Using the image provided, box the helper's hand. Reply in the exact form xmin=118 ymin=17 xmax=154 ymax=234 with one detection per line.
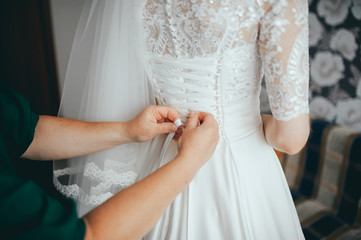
xmin=178 ymin=111 xmax=219 ymax=166
xmin=126 ymin=105 xmax=181 ymax=142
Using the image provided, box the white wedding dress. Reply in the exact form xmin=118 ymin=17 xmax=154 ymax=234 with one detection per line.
xmin=54 ymin=0 xmax=309 ymax=239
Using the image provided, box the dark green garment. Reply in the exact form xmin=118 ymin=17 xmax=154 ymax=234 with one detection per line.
xmin=0 ymin=83 xmax=85 ymax=240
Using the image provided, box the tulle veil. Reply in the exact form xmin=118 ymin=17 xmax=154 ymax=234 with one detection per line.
xmin=53 ymin=0 xmax=165 ymax=217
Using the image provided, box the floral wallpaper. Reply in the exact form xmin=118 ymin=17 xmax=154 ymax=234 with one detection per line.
xmin=260 ymin=0 xmax=361 ymax=131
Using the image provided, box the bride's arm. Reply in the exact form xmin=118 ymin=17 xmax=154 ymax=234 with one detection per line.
xmin=261 ymin=113 xmax=309 ymax=155
xmin=21 ymin=105 xmax=180 ymax=160
xmin=259 ymin=0 xmax=310 ymax=155
xmin=82 ymin=112 xmax=219 ymax=240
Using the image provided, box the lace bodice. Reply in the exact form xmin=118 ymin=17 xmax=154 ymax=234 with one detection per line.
xmin=142 ymin=0 xmax=309 ymax=121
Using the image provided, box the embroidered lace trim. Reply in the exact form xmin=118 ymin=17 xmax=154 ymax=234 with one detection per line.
xmin=54 ymin=160 xmax=138 ymax=205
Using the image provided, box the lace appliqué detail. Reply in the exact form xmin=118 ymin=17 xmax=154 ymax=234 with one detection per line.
xmin=84 ymin=162 xmax=137 ymax=189
xmin=143 ymin=0 xmax=263 ymax=57
xmin=222 ymin=43 xmax=263 ymax=103
xmin=293 ymin=1 xmax=308 ymax=26
xmin=267 ymin=26 xmax=309 ymax=120
xmin=54 ymin=159 xmax=138 ymax=206
xmin=259 ymin=1 xmax=290 ymax=84
xmin=260 ymin=0 xmax=309 ymax=120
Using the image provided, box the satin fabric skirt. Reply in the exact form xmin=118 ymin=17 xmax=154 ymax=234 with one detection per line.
xmin=143 ymin=125 xmax=305 ymax=239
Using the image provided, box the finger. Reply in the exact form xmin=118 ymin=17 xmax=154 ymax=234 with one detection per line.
xmin=185 ymin=111 xmax=198 ymax=129
xmin=158 ymin=122 xmax=177 ymax=134
xmin=153 ymin=106 xmax=180 ymax=123
xmin=197 ymin=112 xmax=215 ymax=125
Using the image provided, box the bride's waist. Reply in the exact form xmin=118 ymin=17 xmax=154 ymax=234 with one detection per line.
xmin=160 ymin=98 xmax=262 ymax=140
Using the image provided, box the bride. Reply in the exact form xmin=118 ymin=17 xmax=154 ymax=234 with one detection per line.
xmin=54 ymin=0 xmax=309 ymax=239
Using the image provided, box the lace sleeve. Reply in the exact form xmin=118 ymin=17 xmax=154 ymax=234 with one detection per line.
xmin=259 ymin=0 xmax=309 ymax=121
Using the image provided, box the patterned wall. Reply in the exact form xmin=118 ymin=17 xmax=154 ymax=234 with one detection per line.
xmin=260 ymin=0 xmax=361 ymax=131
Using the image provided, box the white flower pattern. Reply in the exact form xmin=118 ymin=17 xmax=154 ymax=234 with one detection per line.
xmin=306 ymin=0 xmax=361 ymax=131
xmin=351 ymin=0 xmax=361 ymax=20
xmin=317 ymin=0 xmax=351 ymax=26
xmin=309 ymin=13 xmax=323 ymax=47
xmin=330 ymin=28 xmax=358 ymax=61
xmin=311 ymin=51 xmax=344 ymax=87
xmin=310 ymin=96 xmax=336 ymax=121
xmin=336 ymin=99 xmax=361 ymax=130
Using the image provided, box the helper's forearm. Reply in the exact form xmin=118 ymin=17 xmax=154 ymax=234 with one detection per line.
xmin=22 ymin=115 xmax=131 ymax=160
xmin=83 ymin=154 xmax=200 ymax=240
xmin=261 ymin=113 xmax=310 ymax=155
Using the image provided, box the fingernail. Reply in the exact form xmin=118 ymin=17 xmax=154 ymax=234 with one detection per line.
xmin=189 ymin=111 xmax=195 ymax=117
xmin=171 ymin=125 xmax=177 ymax=131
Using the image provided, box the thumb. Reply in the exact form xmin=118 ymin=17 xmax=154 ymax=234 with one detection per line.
xmin=186 ymin=111 xmax=198 ymax=129
xmin=158 ymin=122 xmax=177 ymax=134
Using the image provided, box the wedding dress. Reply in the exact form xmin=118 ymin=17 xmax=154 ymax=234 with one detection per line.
xmin=54 ymin=0 xmax=309 ymax=239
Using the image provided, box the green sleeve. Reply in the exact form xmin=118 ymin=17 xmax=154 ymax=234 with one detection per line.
xmin=0 ymin=83 xmax=86 ymax=239
xmin=0 ymin=82 xmax=39 ymax=159
xmin=0 ymin=169 xmax=86 ymax=240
